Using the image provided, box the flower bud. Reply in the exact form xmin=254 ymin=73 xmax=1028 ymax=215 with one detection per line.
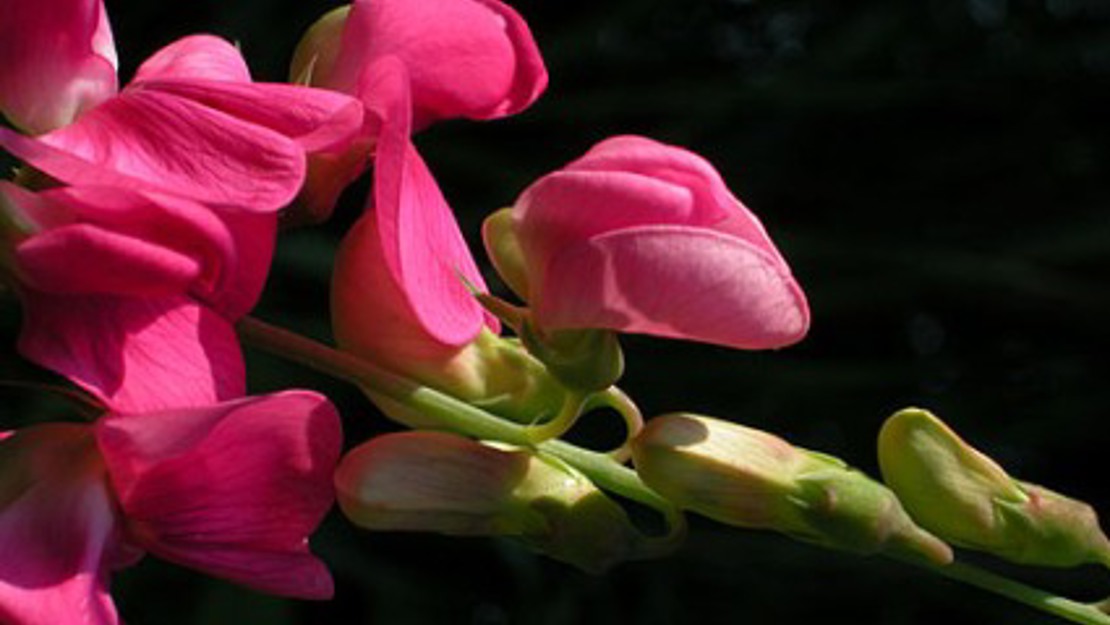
xmin=497 ymin=135 xmax=809 ymax=352
xmin=335 ymin=431 xmax=642 ymax=572
xmin=289 ymin=6 xmax=350 ymax=88
xmin=632 ymin=413 xmax=952 ymax=565
xmin=879 ymin=407 xmax=1110 ymax=567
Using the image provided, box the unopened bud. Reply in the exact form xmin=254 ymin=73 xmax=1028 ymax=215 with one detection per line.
xmin=481 ymin=208 xmax=530 ymax=301
xmin=289 ymin=6 xmax=350 ymax=88
xmin=335 ymin=431 xmax=641 ymax=572
xmin=632 ymin=413 xmax=952 ymax=565
xmin=879 ymin=407 xmax=1110 ymax=567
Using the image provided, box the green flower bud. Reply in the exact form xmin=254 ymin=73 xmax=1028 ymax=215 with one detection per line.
xmin=289 ymin=5 xmax=350 ymax=87
xmin=878 ymin=407 xmax=1110 ymax=567
xmin=481 ymin=208 xmax=530 ymax=301
xmin=631 ymin=413 xmax=952 ymax=565
xmin=335 ymin=431 xmax=642 ymax=573
xmin=518 ymin=321 xmax=624 ymax=393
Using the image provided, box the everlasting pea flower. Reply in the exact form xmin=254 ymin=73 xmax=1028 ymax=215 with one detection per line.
xmin=292 ymin=0 xmax=547 ymax=129
xmin=0 ymin=181 xmax=268 ymax=412
xmin=287 ymin=0 xmax=547 ymax=221
xmin=486 ymin=136 xmax=810 ymax=351
xmin=0 ymin=34 xmax=364 ymax=213
xmin=0 ymin=0 xmax=117 ymax=134
xmin=0 ymin=391 xmax=342 ymax=625
xmin=331 ymin=59 xmax=501 ymax=392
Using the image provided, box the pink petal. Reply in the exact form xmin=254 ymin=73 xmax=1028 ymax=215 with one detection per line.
xmin=0 ymin=425 xmax=120 ymax=625
xmin=17 ymin=292 xmax=245 ymax=412
xmin=137 ymin=80 xmax=365 ymax=153
xmin=0 ymin=0 xmax=117 ymax=134
xmin=94 ymin=392 xmax=342 ymax=600
xmin=332 ymin=58 xmax=495 ymax=365
xmin=0 ymin=89 xmax=306 ymax=212
xmin=336 ymin=0 xmax=547 ymax=127
xmin=1 ymin=182 xmax=247 ymax=310
xmin=534 ymin=225 xmax=810 ymax=349
xmin=16 ymin=224 xmax=201 ymax=296
xmin=131 ymin=35 xmax=251 ymax=84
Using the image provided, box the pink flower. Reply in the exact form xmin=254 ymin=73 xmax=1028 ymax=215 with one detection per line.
xmin=0 ymin=182 xmax=269 ymax=412
xmin=0 ymin=34 xmax=364 ymax=213
xmin=297 ymin=0 xmax=547 ymax=129
xmin=0 ymin=0 xmax=117 ymax=134
xmin=0 ymin=391 xmax=342 ymax=625
xmin=331 ymin=59 xmax=499 ymax=378
xmin=492 ymin=135 xmax=810 ymax=350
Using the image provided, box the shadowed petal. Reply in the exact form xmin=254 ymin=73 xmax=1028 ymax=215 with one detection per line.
xmin=17 ymin=293 xmax=244 ymax=412
xmin=95 ymin=392 xmax=342 ymax=599
xmin=535 ymin=226 xmax=810 ymax=349
xmin=0 ymin=0 xmax=118 ymax=134
xmin=0 ymin=425 xmax=120 ymax=625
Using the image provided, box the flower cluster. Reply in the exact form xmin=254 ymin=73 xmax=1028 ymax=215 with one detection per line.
xmin=3 ymin=1 xmax=1105 ymax=624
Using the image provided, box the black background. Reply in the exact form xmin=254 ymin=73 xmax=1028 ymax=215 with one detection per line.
xmin=2 ymin=0 xmax=1109 ymax=623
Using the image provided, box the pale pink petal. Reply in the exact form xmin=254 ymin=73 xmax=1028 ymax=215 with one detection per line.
xmin=17 ymin=292 xmax=244 ymax=412
xmin=336 ymin=0 xmax=547 ymax=127
xmin=0 ymin=425 xmax=120 ymax=625
xmin=0 ymin=90 xmax=305 ymax=212
xmin=131 ymin=35 xmax=250 ymax=84
xmin=534 ymin=226 xmax=810 ymax=349
xmin=137 ymin=80 xmax=365 ymax=153
xmin=94 ymin=392 xmax=342 ymax=599
xmin=332 ymin=58 xmax=495 ymax=364
xmin=546 ymin=135 xmax=783 ymax=260
xmin=0 ymin=0 xmax=118 ymax=134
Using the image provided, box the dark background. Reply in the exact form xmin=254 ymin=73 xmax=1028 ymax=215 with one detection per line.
xmin=3 ymin=0 xmax=1109 ymax=623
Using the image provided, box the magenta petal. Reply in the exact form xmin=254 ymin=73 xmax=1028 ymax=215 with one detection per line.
xmin=0 ymin=0 xmax=118 ymax=134
xmin=94 ymin=392 xmax=343 ymax=599
xmin=0 ymin=89 xmax=305 ymax=212
xmin=534 ymin=226 xmax=810 ymax=349
xmin=17 ymin=225 xmax=200 ymax=297
xmin=0 ymin=425 xmax=120 ymax=625
xmin=131 ymin=35 xmax=251 ymax=84
xmin=139 ymin=80 xmax=365 ymax=153
xmin=336 ymin=0 xmax=547 ymax=127
xmin=333 ymin=58 xmax=495 ymax=363
xmin=17 ymin=293 xmax=245 ymax=412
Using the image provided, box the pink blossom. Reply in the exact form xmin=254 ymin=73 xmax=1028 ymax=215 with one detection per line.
xmin=331 ymin=59 xmax=498 ymax=375
xmin=0 ymin=0 xmax=118 ymax=134
xmin=0 ymin=391 xmax=342 ymax=625
xmin=498 ymin=135 xmax=811 ymax=350
xmin=0 ymin=182 xmax=269 ymax=412
xmin=289 ymin=0 xmax=547 ymax=221
xmin=303 ymin=0 xmax=547 ymax=129
xmin=0 ymin=35 xmax=363 ymax=213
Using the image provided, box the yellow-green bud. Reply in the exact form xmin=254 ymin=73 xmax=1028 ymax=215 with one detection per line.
xmin=335 ymin=431 xmax=641 ymax=573
xmin=481 ymin=208 xmax=530 ymax=301
xmin=289 ymin=6 xmax=350 ymax=87
xmin=631 ymin=413 xmax=952 ymax=565
xmin=878 ymin=407 xmax=1110 ymax=567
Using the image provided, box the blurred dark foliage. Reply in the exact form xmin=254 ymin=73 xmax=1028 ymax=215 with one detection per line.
xmin=2 ymin=0 xmax=1109 ymax=623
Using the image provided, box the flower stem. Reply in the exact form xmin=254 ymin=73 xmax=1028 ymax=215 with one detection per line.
xmin=237 ymin=315 xmax=672 ymax=514
xmin=239 ymin=315 xmax=1107 ymax=625
xmin=906 ymin=558 xmax=1110 ymax=625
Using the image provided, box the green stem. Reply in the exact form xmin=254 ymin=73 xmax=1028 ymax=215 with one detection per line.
xmin=902 ymin=558 xmax=1110 ymax=625
xmin=240 ymin=316 xmax=1107 ymax=625
xmin=237 ymin=316 xmax=671 ymax=514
